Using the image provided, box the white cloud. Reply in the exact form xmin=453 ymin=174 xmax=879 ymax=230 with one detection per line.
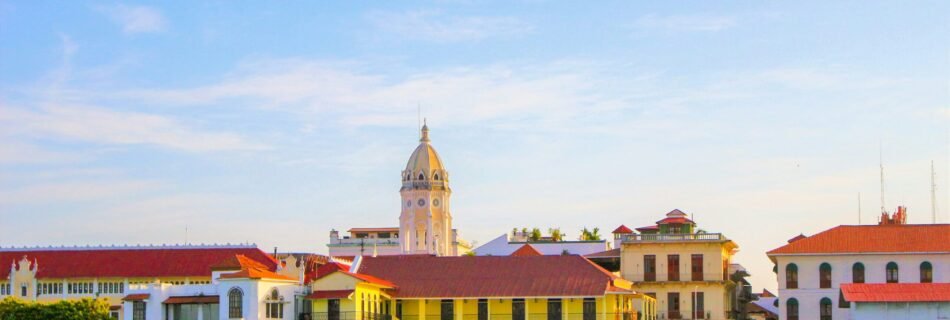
xmin=635 ymin=14 xmax=736 ymax=32
xmin=0 ymin=103 xmax=265 ymax=152
xmin=100 ymin=4 xmax=167 ymax=34
xmin=367 ymin=10 xmax=533 ymax=42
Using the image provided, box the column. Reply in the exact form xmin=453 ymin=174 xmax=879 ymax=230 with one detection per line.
xmin=426 ymin=213 xmax=433 ymax=254
xmin=419 ymin=299 xmax=427 ymax=320
xmin=455 ymin=299 xmax=464 ymax=320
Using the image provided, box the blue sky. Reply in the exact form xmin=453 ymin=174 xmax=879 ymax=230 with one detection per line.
xmin=1 ymin=1 xmax=947 ymax=291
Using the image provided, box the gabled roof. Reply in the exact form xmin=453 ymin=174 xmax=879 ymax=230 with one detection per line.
xmin=218 ymin=267 xmax=295 ymax=281
xmin=216 ymin=254 xmax=294 ymax=281
xmin=841 ymin=283 xmax=950 ymax=302
xmin=611 ymin=225 xmax=633 ymax=234
xmin=354 ymin=255 xmax=625 ymax=298
xmin=211 ymin=254 xmax=270 ymax=271
xmin=584 ymin=248 xmax=620 ymax=258
xmin=313 ymin=269 xmax=396 ymax=288
xmin=656 ymin=217 xmax=695 ymax=225
xmin=0 ymin=246 xmax=278 ymax=279
xmin=767 ymin=224 xmax=950 ymax=256
xmin=510 ymin=244 xmax=542 ymax=256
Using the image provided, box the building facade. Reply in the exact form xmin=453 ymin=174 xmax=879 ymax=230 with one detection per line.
xmin=766 ymin=208 xmax=950 ymax=320
xmin=306 ymin=255 xmax=653 ymax=320
xmin=329 ymin=123 xmax=470 ymax=257
xmin=616 ymin=209 xmax=744 ymax=319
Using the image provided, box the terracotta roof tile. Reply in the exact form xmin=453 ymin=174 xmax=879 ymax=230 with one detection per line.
xmin=767 ymin=224 xmax=950 ymax=255
xmin=510 ymin=244 xmax=543 ymax=256
xmin=841 ymin=283 xmax=950 ymax=302
xmin=584 ymin=248 xmax=620 ymax=258
xmin=656 ymin=217 xmax=694 ymax=225
xmin=611 ymin=225 xmax=633 ymax=234
xmin=122 ymin=294 xmax=150 ymax=301
xmin=354 ymin=255 xmax=621 ymax=298
xmin=0 ymin=246 xmax=278 ymax=279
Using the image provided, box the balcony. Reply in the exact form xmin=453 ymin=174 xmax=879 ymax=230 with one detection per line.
xmin=621 ymin=233 xmax=726 ymax=243
xmin=328 ymin=238 xmax=401 ymax=247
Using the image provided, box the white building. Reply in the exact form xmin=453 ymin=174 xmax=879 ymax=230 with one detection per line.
xmin=329 ymin=122 xmax=471 ymax=257
xmin=840 ymin=283 xmax=950 ymax=320
xmin=766 ymin=208 xmax=949 ymax=320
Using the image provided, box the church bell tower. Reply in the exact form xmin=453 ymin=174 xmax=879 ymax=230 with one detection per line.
xmin=399 ymin=122 xmax=455 ymax=255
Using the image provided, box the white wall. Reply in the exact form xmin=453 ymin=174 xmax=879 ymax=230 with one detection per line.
xmin=774 ymin=253 xmax=949 ymax=320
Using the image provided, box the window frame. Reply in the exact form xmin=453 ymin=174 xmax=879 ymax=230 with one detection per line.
xmin=667 ymin=254 xmax=680 ymax=282
xmin=228 ymin=287 xmax=243 ymax=319
xmin=852 ymin=262 xmax=865 ymax=283
xmin=886 ymin=262 xmax=899 ymax=283
xmin=920 ymin=261 xmax=933 ymax=283
xmin=819 ymin=297 xmax=832 ymax=320
xmin=785 ymin=263 xmax=798 ymax=289
xmin=819 ymin=263 xmax=832 ymax=288
xmin=786 ymin=298 xmax=799 ymax=320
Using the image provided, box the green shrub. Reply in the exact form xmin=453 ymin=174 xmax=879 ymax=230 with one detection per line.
xmin=0 ymin=296 xmax=113 ymax=320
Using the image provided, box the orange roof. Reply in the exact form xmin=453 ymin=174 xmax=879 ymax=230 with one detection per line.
xmin=214 ymin=253 xmax=295 ymax=281
xmin=611 ymin=225 xmax=634 ymax=234
xmin=768 ymin=224 xmax=950 ymax=256
xmin=211 ymin=254 xmax=271 ymax=271
xmin=510 ymin=244 xmax=543 ymax=256
xmin=585 ymin=248 xmax=620 ymax=258
xmin=122 ymin=293 xmax=150 ymax=301
xmin=313 ymin=269 xmax=397 ymax=288
xmin=219 ymin=267 xmax=295 ymax=281
xmin=841 ymin=283 xmax=950 ymax=302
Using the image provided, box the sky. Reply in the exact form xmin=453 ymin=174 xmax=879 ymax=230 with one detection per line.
xmin=0 ymin=1 xmax=948 ymax=292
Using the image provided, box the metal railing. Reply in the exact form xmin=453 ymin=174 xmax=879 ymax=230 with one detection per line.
xmin=622 ymin=233 xmax=726 ymax=243
xmin=299 ymin=312 xmax=393 ymax=320
xmin=636 ymin=273 xmax=730 ymax=283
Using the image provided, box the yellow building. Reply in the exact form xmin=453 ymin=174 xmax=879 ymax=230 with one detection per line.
xmin=614 ymin=209 xmax=741 ymax=320
xmin=306 ymin=255 xmax=654 ymax=320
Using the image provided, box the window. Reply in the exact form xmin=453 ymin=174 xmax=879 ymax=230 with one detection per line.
xmin=819 ymin=263 xmax=832 ymax=288
xmin=852 ymin=263 xmax=865 ymax=283
xmin=644 ymin=255 xmax=656 ymax=282
xmin=37 ymin=282 xmax=63 ymax=296
xmin=667 ymin=255 xmax=680 ymax=281
xmin=329 ymin=299 xmax=341 ymax=320
xmin=547 ymin=299 xmax=562 ymax=320
xmin=920 ymin=262 xmax=933 ymax=283
xmin=67 ymin=282 xmax=94 ymax=294
xmin=691 ymin=292 xmax=704 ymax=319
xmin=667 ymin=292 xmax=681 ymax=319
xmin=110 ymin=311 xmax=119 ymax=319
xmin=228 ymin=287 xmax=243 ymax=318
xmin=582 ymin=298 xmax=596 ymax=320
xmin=133 ymin=301 xmax=146 ymax=320
xmin=20 ymin=284 xmax=26 ymax=297
xmin=97 ymin=282 xmax=123 ymax=295
xmin=355 ymin=233 xmax=369 ymax=239
xmin=434 ymin=174 xmax=441 ymax=180
xmin=820 ymin=297 xmax=832 ymax=320
xmin=0 ymin=283 xmax=9 ymax=296
xmin=265 ymin=289 xmax=284 ymax=319
xmin=886 ymin=262 xmax=899 ymax=283
xmin=786 ymin=298 xmax=798 ymax=320
xmin=395 ymin=300 xmax=402 ymax=320
xmin=786 ymin=264 xmax=798 ymax=289
xmin=418 ymin=173 xmax=425 ymax=180
xmin=512 ymin=299 xmax=525 ymax=320
xmin=478 ymin=299 xmax=488 ymax=320
xmin=669 ymin=225 xmax=681 ymax=234
xmin=440 ymin=300 xmax=454 ymax=320
xmin=691 ymin=254 xmax=704 ymax=281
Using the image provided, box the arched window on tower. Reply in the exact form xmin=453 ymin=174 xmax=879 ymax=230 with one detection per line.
xmin=786 ymin=263 xmax=798 ymax=289
xmin=886 ymin=262 xmax=899 ymax=283
xmin=228 ymin=287 xmax=243 ymax=318
xmin=920 ymin=261 xmax=933 ymax=283
xmin=819 ymin=297 xmax=832 ymax=320
xmin=786 ymin=298 xmax=799 ymax=320
xmin=852 ymin=262 xmax=865 ymax=283
xmin=434 ymin=173 xmax=440 ymax=180
xmin=819 ymin=263 xmax=832 ymax=288
xmin=418 ymin=173 xmax=425 ymax=180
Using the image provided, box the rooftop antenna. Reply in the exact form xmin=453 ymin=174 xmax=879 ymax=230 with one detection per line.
xmin=932 ymin=160 xmax=938 ymax=223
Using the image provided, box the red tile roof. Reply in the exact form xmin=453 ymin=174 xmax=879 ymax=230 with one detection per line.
xmin=635 ymin=225 xmax=658 ymax=232
xmin=656 ymin=217 xmax=694 ymax=225
xmin=611 ymin=225 xmax=633 ymax=234
xmin=0 ymin=246 xmax=278 ymax=279
xmin=211 ymin=254 xmax=271 ymax=271
xmin=163 ymin=296 xmax=220 ymax=304
xmin=584 ymin=248 xmax=620 ymax=258
xmin=306 ymin=290 xmax=355 ymax=300
xmin=767 ymin=224 xmax=950 ymax=256
xmin=218 ymin=267 xmax=295 ymax=281
xmin=122 ymin=294 xmax=150 ymax=301
xmin=354 ymin=255 xmax=624 ymax=298
xmin=841 ymin=283 xmax=950 ymax=302
xmin=510 ymin=244 xmax=543 ymax=256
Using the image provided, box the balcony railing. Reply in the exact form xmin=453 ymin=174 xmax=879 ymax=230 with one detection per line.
xmin=633 ymin=273 xmax=730 ymax=283
xmin=621 ymin=233 xmax=726 ymax=243
xmin=385 ymin=313 xmax=635 ymax=320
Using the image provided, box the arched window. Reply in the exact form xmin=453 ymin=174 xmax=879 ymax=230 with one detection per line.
xmin=819 ymin=263 xmax=832 ymax=288
xmin=228 ymin=287 xmax=243 ymax=318
xmin=852 ymin=262 xmax=865 ymax=283
xmin=819 ymin=297 xmax=832 ymax=320
xmin=418 ymin=173 xmax=425 ymax=180
xmin=920 ymin=262 xmax=933 ymax=283
xmin=266 ymin=289 xmax=284 ymax=319
xmin=434 ymin=173 xmax=440 ymax=180
xmin=886 ymin=262 xmax=899 ymax=283
xmin=786 ymin=298 xmax=799 ymax=320
xmin=786 ymin=263 xmax=798 ymax=289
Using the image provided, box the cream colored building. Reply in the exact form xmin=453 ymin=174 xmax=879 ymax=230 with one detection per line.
xmin=329 ymin=122 xmax=470 ymax=257
xmin=616 ymin=209 xmax=742 ymax=320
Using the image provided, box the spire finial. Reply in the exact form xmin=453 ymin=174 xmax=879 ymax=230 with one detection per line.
xmin=420 ymin=118 xmax=430 ymax=142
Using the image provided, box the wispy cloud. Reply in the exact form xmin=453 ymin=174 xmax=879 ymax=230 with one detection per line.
xmin=635 ymin=14 xmax=736 ymax=32
xmin=367 ymin=10 xmax=533 ymax=42
xmin=99 ymin=4 xmax=167 ymax=34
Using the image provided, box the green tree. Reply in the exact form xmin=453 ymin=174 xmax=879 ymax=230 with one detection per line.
xmin=579 ymin=227 xmax=602 ymax=241
xmin=529 ymin=228 xmax=542 ymax=241
xmin=0 ymin=297 xmax=112 ymax=320
xmin=548 ymin=228 xmax=565 ymax=242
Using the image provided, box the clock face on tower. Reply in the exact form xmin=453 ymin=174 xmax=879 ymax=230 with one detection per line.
xmin=417 ymin=199 xmax=426 ymax=207
xmin=433 ymin=198 xmax=441 ymax=207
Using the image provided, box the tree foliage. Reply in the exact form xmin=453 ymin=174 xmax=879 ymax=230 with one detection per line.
xmin=579 ymin=227 xmax=602 ymax=241
xmin=0 ymin=297 xmax=112 ymax=320
xmin=548 ymin=228 xmax=565 ymax=242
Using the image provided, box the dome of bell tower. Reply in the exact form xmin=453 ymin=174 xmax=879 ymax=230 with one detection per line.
xmin=402 ymin=121 xmax=449 ymax=190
